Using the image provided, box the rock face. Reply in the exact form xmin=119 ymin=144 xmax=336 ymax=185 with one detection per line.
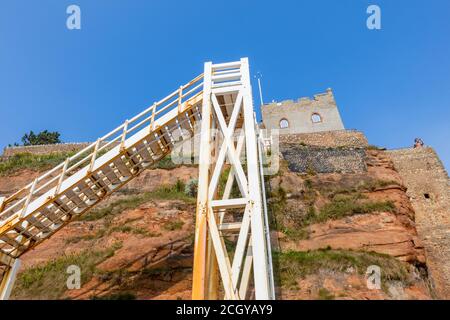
xmin=0 ymin=169 xmax=41 ymax=197
xmin=281 ymin=145 xmax=367 ymax=174
xmin=270 ymin=147 xmax=435 ymax=300
xmin=283 ymin=211 xmax=425 ymax=263
xmin=387 ymin=148 xmax=450 ymax=299
xmin=3 ymin=165 xmax=197 ymax=300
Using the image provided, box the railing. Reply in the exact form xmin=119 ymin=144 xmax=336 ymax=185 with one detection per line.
xmin=0 ymin=73 xmax=204 ymax=222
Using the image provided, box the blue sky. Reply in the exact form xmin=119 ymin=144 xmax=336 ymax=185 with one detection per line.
xmin=0 ymin=0 xmax=449 ymax=169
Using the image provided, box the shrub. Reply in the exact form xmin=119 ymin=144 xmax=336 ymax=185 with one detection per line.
xmin=174 ymin=179 xmax=185 ymax=193
xmin=318 ymin=288 xmax=335 ymax=300
xmin=184 ymin=179 xmax=198 ymax=198
xmin=367 ymin=145 xmax=383 ymax=150
xmin=21 ymin=130 xmax=61 ymax=146
xmin=150 ymin=154 xmax=178 ymax=169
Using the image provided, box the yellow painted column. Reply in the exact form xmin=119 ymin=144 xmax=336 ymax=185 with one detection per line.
xmin=192 ymin=62 xmax=213 ymax=299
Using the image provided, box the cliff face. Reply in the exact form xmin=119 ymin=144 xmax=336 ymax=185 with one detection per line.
xmin=0 ymin=143 xmax=443 ymax=299
xmin=387 ymin=148 xmax=450 ymax=298
xmin=1 ymin=165 xmax=198 ymax=300
xmin=269 ymin=146 xmax=435 ymax=300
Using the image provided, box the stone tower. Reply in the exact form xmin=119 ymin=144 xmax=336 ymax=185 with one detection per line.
xmin=261 ymin=88 xmax=345 ymax=134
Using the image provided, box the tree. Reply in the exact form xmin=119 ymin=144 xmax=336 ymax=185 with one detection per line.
xmin=21 ymin=130 xmax=61 ymax=146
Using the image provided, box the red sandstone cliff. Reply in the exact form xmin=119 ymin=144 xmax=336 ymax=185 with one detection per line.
xmin=0 ymin=146 xmax=442 ymax=300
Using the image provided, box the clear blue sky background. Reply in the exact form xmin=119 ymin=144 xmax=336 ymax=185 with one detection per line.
xmin=0 ymin=0 xmax=449 ymax=169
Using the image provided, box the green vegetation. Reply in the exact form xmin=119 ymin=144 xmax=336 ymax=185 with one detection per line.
xmin=268 ymin=186 xmax=287 ymax=230
xmin=306 ymin=163 xmax=316 ymax=176
xmin=184 ymin=179 xmax=198 ymax=198
xmin=66 ymin=180 xmax=192 ymax=243
xmin=283 ymin=227 xmax=310 ymax=241
xmin=316 ymin=198 xmax=395 ymax=223
xmin=79 ymin=179 xmax=195 ymax=222
xmin=20 ymin=130 xmax=61 ymax=146
xmin=223 ymin=236 xmax=236 ymax=257
xmin=318 ymin=288 xmax=335 ymax=300
xmin=0 ymin=152 xmax=73 ymax=176
xmin=367 ymin=145 xmax=384 ymax=150
xmin=318 ymin=179 xmax=401 ymax=198
xmin=151 ymin=154 xmax=178 ymax=169
xmin=268 ymin=186 xmax=312 ymax=240
xmin=217 ymin=167 xmax=241 ymax=198
xmin=274 ymin=248 xmax=409 ymax=289
xmin=360 ymin=179 xmax=401 ymax=191
xmin=150 ymin=154 xmax=196 ymax=170
xmin=269 ymin=176 xmax=398 ymax=241
xmin=12 ymin=244 xmax=122 ymax=299
xmin=163 ymin=219 xmax=184 ymax=231
xmin=147 ymin=180 xmax=196 ymax=203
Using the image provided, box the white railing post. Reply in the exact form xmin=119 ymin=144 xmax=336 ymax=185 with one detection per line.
xmin=149 ymin=102 xmax=157 ymax=133
xmin=0 ymin=196 xmax=5 ymax=212
xmin=54 ymin=158 xmax=70 ymax=197
xmin=240 ymin=57 xmax=272 ymax=299
xmin=178 ymin=86 xmax=183 ymax=113
xmin=120 ymin=120 xmax=129 ymax=151
xmin=88 ymin=139 xmax=101 ymax=173
xmin=0 ymin=258 xmax=21 ymax=300
xmin=20 ymin=178 xmax=38 ymax=218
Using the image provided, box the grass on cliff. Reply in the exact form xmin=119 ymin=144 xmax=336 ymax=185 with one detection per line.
xmin=274 ymin=248 xmax=409 ymax=289
xmin=79 ymin=180 xmax=195 ymax=222
xmin=276 ymin=196 xmax=395 ymax=236
xmin=316 ymin=197 xmax=395 ymax=223
xmin=150 ymin=154 xmax=178 ymax=170
xmin=0 ymin=152 xmax=74 ymax=176
xmin=318 ymin=288 xmax=335 ymax=300
xmin=163 ymin=220 xmax=184 ymax=231
xmin=11 ymin=243 xmax=122 ymax=300
xmin=269 ymin=179 xmax=397 ymax=241
xmin=149 ymin=154 xmax=196 ymax=170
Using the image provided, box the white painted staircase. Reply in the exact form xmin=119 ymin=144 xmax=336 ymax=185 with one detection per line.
xmin=0 ymin=59 xmax=274 ymax=300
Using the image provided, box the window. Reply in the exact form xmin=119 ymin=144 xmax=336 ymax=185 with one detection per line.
xmin=311 ymin=113 xmax=322 ymax=123
xmin=279 ymin=119 xmax=289 ymax=129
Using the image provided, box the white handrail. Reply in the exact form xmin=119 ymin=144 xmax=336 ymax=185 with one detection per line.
xmin=0 ymin=73 xmax=204 ymax=219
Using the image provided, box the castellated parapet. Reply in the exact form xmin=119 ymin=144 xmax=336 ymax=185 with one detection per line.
xmin=261 ymin=89 xmax=345 ymax=134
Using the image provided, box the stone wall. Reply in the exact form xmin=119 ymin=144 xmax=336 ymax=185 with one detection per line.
xmin=278 ymin=130 xmax=368 ymax=148
xmin=261 ymin=89 xmax=345 ymax=134
xmin=280 ymin=145 xmax=367 ymax=174
xmin=387 ymin=147 xmax=450 ymax=298
xmin=2 ymin=142 xmax=115 ymax=157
